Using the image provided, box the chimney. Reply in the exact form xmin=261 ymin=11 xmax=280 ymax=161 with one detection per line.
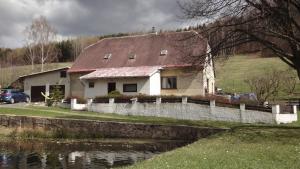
xmin=152 ymin=26 xmax=156 ymax=33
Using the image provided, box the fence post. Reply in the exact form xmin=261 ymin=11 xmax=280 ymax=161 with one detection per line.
xmin=293 ymin=105 xmax=297 ymax=114
xmin=182 ymin=97 xmax=188 ymax=104
xmin=156 ymin=97 xmax=161 ymax=104
xmin=272 ymin=105 xmax=280 ymax=124
xmin=109 ymin=98 xmax=115 ymax=104
xmin=272 ymin=105 xmax=280 ymax=114
xmin=71 ymin=98 xmax=77 ymax=110
xmin=87 ymin=98 xmax=93 ymax=110
xmin=131 ymin=97 xmax=138 ymax=104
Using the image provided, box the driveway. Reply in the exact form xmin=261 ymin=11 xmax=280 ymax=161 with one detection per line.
xmin=0 ymin=102 xmax=31 ymax=108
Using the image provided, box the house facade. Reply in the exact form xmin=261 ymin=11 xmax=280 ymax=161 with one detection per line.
xmin=68 ymin=31 xmax=215 ymax=99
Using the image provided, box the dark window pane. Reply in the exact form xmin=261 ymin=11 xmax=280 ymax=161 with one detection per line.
xmin=89 ymin=82 xmax=95 ymax=88
xmin=161 ymin=77 xmax=177 ymax=89
xmin=60 ymin=71 xmax=67 ymax=78
xmin=123 ymin=84 xmax=137 ymax=92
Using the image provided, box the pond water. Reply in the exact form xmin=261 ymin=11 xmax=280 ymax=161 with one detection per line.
xmin=0 ymin=139 xmax=188 ymax=169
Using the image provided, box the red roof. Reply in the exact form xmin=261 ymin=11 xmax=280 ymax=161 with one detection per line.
xmin=80 ymin=66 xmax=161 ymax=79
xmin=69 ymin=31 xmax=207 ymax=73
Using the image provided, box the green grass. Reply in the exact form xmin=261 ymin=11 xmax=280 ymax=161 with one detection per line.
xmin=124 ymin=111 xmax=300 ymax=169
xmin=0 ymin=62 xmax=72 ymax=87
xmin=125 ymin=125 xmax=300 ymax=169
xmin=123 ymin=111 xmax=300 ymax=169
xmin=0 ymin=106 xmax=238 ymax=128
xmin=215 ymin=55 xmax=300 ymax=98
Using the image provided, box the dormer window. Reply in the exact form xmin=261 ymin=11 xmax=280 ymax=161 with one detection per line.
xmin=104 ymin=53 xmax=112 ymax=59
xmin=128 ymin=53 xmax=136 ymax=59
xmin=160 ymin=49 xmax=168 ymax=56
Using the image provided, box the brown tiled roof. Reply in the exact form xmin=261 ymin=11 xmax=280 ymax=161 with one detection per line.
xmin=68 ymin=31 xmax=207 ymax=73
xmin=80 ymin=66 xmax=161 ymax=80
xmin=19 ymin=67 xmax=70 ymax=79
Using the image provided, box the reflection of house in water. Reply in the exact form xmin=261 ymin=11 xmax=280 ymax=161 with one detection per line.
xmin=67 ymin=151 xmax=155 ymax=167
xmin=0 ymin=150 xmax=156 ymax=168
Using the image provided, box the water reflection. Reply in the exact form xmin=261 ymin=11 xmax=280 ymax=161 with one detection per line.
xmin=0 ymin=140 xmax=187 ymax=169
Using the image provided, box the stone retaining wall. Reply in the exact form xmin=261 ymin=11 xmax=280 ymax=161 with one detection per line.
xmin=0 ymin=115 xmax=225 ymax=140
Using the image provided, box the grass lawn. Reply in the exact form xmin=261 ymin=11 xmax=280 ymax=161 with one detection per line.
xmin=0 ymin=106 xmax=300 ymax=169
xmin=0 ymin=106 xmax=238 ymax=128
xmin=125 ymin=125 xmax=300 ymax=169
xmin=215 ymin=55 xmax=300 ymax=99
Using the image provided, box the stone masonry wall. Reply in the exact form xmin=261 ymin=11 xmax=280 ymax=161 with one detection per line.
xmin=0 ymin=115 xmax=225 ymax=140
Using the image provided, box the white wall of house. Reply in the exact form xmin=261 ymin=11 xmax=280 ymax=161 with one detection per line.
xmin=149 ymin=71 xmax=161 ymax=95
xmin=83 ymin=77 xmax=151 ymax=99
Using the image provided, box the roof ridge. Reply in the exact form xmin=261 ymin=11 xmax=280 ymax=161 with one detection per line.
xmin=19 ymin=67 xmax=70 ymax=78
xmin=82 ymin=31 xmax=198 ymax=52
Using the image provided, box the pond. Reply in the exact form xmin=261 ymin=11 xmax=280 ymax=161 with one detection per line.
xmin=0 ymin=139 xmax=189 ymax=169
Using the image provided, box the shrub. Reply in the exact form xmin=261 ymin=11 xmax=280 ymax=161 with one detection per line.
xmin=46 ymin=98 xmax=54 ymax=107
xmin=108 ymin=90 xmax=122 ymax=97
xmin=64 ymin=96 xmax=87 ymax=104
xmin=93 ymin=96 xmax=110 ymax=103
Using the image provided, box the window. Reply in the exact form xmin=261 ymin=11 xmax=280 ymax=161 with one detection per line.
xmin=160 ymin=49 xmax=168 ymax=56
xmin=161 ymin=77 xmax=177 ymax=89
xmin=60 ymin=71 xmax=67 ymax=78
xmin=89 ymin=82 xmax=95 ymax=88
xmin=123 ymin=84 xmax=137 ymax=92
xmin=104 ymin=53 xmax=112 ymax=59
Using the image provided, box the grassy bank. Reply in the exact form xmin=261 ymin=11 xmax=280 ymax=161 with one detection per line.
xmin=125 ymin=126 xmax=300 ymax=169
xmin=215 ymin=55 xmax=300 ymax=99
xmin=124 ymin=111 xmax=300 ymax=169
xmin=0 ymin=106 xmax=238 ymax=128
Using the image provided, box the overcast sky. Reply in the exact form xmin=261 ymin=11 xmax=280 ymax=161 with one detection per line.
xmin=0 ymin=0 xmax=196 ymax=48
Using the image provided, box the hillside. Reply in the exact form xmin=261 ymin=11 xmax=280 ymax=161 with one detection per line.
xmin=215 ymin=55 xmax=300 ymax=99
xmin=0 ymin=63 xmax=72 ymax=88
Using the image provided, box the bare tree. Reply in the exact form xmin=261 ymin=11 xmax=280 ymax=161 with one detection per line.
xmin=24 ymin=16 xmax=58 ymax=72
xmin=23 ymin=27 xmax=36 ymax=70
xmin=245 ymin=68 xmax=297 ymax=103
xmin=179 ymin=0 xmax=300 ymax=79
xmin=281 ymin=69 xmax=297 ymax=96
xmin=245 ymin=69 xmax=283 ymax=104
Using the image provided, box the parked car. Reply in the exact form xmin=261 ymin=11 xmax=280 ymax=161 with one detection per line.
xmin=231 ymin=93 xmax=258 ymax=102
xmin=0 ymin=89 xmax=30 ymax=104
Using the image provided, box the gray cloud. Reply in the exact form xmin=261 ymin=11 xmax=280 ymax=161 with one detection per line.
xmin=0 ymin=0 xmax=190 ymax=48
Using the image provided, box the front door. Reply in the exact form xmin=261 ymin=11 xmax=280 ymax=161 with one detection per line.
xmin=107 ymin=82 xmax=116 ymax=94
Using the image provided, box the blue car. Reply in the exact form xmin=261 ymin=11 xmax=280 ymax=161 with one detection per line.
xmin=0 ymin=89 xmax=30 ymax=104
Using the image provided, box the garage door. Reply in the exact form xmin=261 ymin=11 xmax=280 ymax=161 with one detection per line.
xmin=31 ymin=86 xmax=46 ymax=102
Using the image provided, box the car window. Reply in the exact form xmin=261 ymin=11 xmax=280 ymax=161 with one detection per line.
xmin=1 ymin=90 xmax=9 ymax=94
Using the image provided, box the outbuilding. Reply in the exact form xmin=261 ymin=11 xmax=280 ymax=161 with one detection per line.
xmin=19 ymin=67 xmax=70 ymax=102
